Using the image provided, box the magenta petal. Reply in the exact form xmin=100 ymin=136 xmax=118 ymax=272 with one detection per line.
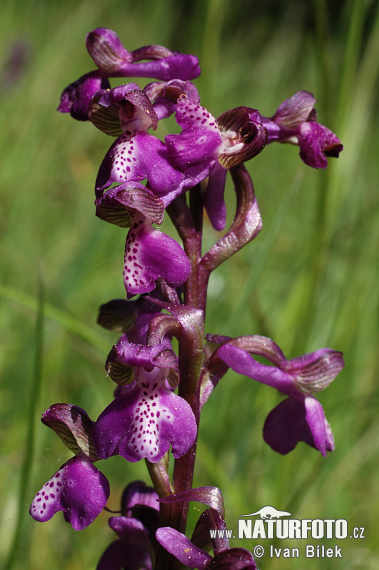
xmin=96 ymin=132 xmax=184 ymax=197
xmin=29 ymin=456 xmax=109 ymax=530
xmin=299 ymin=122 xmax=343 ymax=168
xmin=86 ymin=28 xmax=132 ymax=73
xmin=121 ymin=480 xmax=159 ymax=512
xmin=263 ymin=398 xmax=307 ymax=454
xmin=58 ymin=71 xmax=110 ymax=121
xmin=166 ymin=98 xmax=221 ymax=173
xmin=156 ymin=527 xmax=211 ymax=568
xmin=263 ymin=396 xmax=334 ymax=457
xmin=115 ymin=54 xmax=201 ymax=81
xmin=108 ymin=516 xmax=149 ymax=541
xmin=123 ymin=219 xmax=190 ymax=296
xmin=208 ymin=548 xmax=257 ymax=569
xmin=203 ymin=163 xmax=227 ymax=231
xmin=304 ymin=396 xmax=334 ymax=457
xmin=272 ymin=90 xmax=316 ymax=128
xmin=217 ymin=344 xmax=295 ymax=395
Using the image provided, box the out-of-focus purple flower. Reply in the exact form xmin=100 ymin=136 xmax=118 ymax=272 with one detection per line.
xmin=166 ymin=98 xmax=267 ymax=230
xmin=86 ymin=28 xmax=201 ymax=80
xmin=29 ymin=405 xmax=109 ymax=530
xmin=97 ymin=296 xmax=160 ymax=335
xmin=57 ymin=70 xmax=110 ymax=121
xmin=94 ymin=338 xmax=197 ymax=463
xmin=156 ymin=507 xmax=257 ymax=570
xmin=217 ymin=343 xmax=344 ymax=456
xmin=262 ymin=90 xmax=343 ymax=168
xmin=98 ymin=481 xmax=159 ymax=570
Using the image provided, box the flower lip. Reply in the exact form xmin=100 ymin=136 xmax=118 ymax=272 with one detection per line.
xmin=29 ymin=455 xmax=110 ymax=530
xmin=94 ymin=366 xmax=197 ymax=463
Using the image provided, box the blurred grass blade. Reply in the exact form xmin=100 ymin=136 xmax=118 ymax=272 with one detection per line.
xmin=0 ymin=284 xmax=108 ymax=353
xmin=226 ymin=170 xmax=304 ymax=336
xmin=5 ymin=273 xmax=45 ymax=570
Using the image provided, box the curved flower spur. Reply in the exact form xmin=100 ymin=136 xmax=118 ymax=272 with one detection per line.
xmin=30 ymin=26 xmax=344 ymax=569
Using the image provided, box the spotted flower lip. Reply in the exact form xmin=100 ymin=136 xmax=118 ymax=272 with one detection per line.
xmin=121 ymin=212 xmax=191 ymax=297
xmin=29 ymin=455 xmax=110 ymax=531
xmin=29 ymin=405 xmax=110 ymax=530
xmin=94 ymin=339 xmax=196 ymax=462
xmin=217 ymin=343 xmax=344 ymax=456
xmin=95 ymin=130 xmax=184 ymax=199
xmin=94 ymin=365 xmax=197 ymax=463
xmin=262 ymin=90 xmax=343 ymax=168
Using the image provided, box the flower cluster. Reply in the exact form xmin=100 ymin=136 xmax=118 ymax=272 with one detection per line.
xmin=30 ymin=28 xmax=344 ymax=569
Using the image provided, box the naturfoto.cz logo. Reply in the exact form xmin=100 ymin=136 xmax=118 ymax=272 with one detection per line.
xmin=209 ymin=506 xmax=365 ymax=560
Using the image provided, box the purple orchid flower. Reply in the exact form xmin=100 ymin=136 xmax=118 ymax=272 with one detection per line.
xmin=217 ymin=342 xmax=344 ymax=456
xmin=29 ymin=405 xmax=109 ymax=530
xmin=89 ymin=84 xmax=191 ymax=297
xmin=94 ymin=337 xmax=197 ymax=463
xmin=90 ymin=83 xmax=185 ymax=200
xmin=58 ymin=28 xmax=200 ymax=122
xmin=98 ymin=480 xmax=159 ymax=570
xmin=95 ymin=184 xmax=190 ymax=297
xmin=261 ymin=90 xmax=343 ymax=168
xmin=165 ymin=98 xmax=267 ymax=230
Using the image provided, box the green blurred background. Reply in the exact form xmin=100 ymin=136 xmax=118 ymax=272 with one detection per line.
xmin=1 ymin=0 xmax=378 ymax=568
